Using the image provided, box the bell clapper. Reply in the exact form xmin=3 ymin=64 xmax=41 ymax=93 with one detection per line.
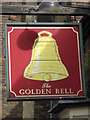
xmin=43 ymin=73 xmax=51 ymax=82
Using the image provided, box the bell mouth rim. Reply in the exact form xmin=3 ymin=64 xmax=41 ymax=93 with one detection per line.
xmin=24 ymin=72 xmax=69 ymax=81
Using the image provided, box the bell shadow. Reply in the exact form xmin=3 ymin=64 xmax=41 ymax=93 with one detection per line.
xmin=17 ymin=29 xmax=38 ymax=50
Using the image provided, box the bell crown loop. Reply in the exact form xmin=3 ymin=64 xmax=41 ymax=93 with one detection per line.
xmin=38 ymin=30 xmax=52 ymax=38
xmin=33 ymin=30 xmax=56 ymax=48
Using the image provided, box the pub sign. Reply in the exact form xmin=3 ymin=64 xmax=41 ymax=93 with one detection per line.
xmin=4 ymin=23 xmax=86 ymax=100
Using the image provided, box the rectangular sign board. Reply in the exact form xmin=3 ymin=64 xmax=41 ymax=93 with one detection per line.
xmin=4 ymin=22 xmax=86 ymax=100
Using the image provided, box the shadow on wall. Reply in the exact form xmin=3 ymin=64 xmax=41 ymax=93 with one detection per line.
xmin=2 ymin=102 xmax=23 ymax=119
xmin=34 ymin=101 xmax=50 ymax=118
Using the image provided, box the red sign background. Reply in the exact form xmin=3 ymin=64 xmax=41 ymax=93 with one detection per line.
xmin=7 ymin=26 xmax=84 ymax=99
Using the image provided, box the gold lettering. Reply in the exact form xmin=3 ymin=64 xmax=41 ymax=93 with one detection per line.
xmin=31 ymin=89 xmax=35 ymax=94
xmin=65 ymin=88 xmax=69 ymax=94
xmin=46 ymin=89 xmax=51 ymax=94
xmin=25 ymin=89 xmax=31 ymax=94
xmin=55 ymin=88 xmax=74 ymax=95
xmin=36 ymin=89 xmax=41 ymax=94
xmin=42 ymin=83 xmax=51 ymax=88
xmin=19 ymin=88 xmax=52 ymax=95
xmin=60 ymin=88 xmax=64 ymax=94
xmin=19 ymin=89 xmax=24 ymax=95
xmin=42 ymin=89 xmax=45 ymax=94
xmin=69 ymin=88 xmax=74 ymax=94
xmin=56 ymin=88 xmax=59 ymax=94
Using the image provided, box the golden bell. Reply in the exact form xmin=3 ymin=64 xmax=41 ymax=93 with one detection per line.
xmin=24 ymin=30 xmax=69 ymax=82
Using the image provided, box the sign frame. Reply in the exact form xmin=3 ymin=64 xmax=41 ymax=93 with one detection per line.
xmin=4 ymin=22 xmax=86 ymax=101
